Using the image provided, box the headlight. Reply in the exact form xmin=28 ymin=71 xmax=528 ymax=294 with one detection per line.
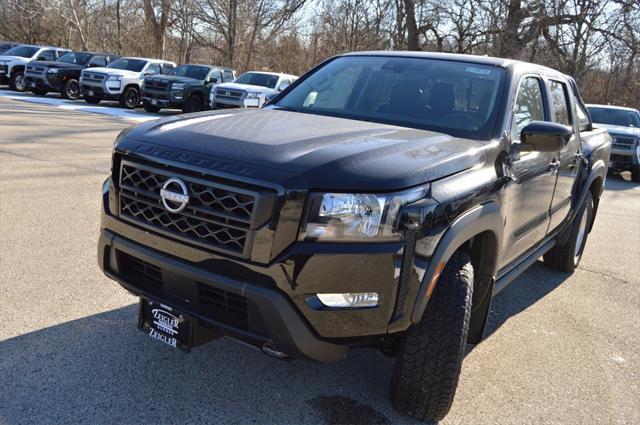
xmin=299 ymin=188 xmax=426 ymax=242
xmin=172 ymin=83 xmax=185 ymax=90
xmin=107 ymin=75 xmax=121 ymax=81
xmin=245 ymin=92 xmax=261 ymax=99
xmin=46 ymin=68 xmax=59 ymax=74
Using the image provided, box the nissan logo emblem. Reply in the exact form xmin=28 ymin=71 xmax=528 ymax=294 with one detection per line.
xmin=160 ymin=177 xmax=189 ymax=213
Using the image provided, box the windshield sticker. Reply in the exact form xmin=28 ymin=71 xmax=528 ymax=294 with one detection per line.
xmin=465 ymin=67 xmax=492 ymax=75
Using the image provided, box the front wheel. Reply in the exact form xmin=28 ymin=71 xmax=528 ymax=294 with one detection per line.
xmin=391 ymin=252 xmax=473 ymax=422
xmin=544 ymin=191 xmax=594 ymax=272
xmin=61 ymin=78 xmax=81 ymax=100
xmin=9 ymin=72 xmax=26 ymax=91
xmin=119 ymin=86 xmax=140 ymax=109
xmin=182 ymin=94 xmax=203 ymax=113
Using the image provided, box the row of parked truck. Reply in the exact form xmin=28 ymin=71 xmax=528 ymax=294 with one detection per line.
xmin=0 ymin=42 xmax=298 ymax=113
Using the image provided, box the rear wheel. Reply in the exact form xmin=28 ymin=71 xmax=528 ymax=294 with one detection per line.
xmin=631 ymin=165 xmax=640 ymax=183
xmin=119 ymin=86 xmax=140 ymax=109
xmin=182 ymin=94 xmax=203 ymax=113
xmin=32 ymin=88 xmax=47 ymax=96
xmin=144 ymin=104 xmax=161 ymax=113
xmin=9 ymin=72 xmax=26 ymax=91
xmin=544 ymin=191 xmax=594 ymax=272
xmin=84 ymin=96 xmax=100 ymax=105
xmin=391 ymin=252 xmax=473 ymax=422
xmin=61 ymin=78 xmax=81 ymax=100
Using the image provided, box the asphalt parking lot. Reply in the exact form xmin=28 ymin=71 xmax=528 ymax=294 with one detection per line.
xmin=1 ymin=95 xmax=639 ymax=424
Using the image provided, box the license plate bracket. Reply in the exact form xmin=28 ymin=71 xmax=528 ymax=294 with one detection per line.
xmin=88 ymin=89 xmax=94 ymax=97
xmin=138 ymin=298 xmax=194 ymax=351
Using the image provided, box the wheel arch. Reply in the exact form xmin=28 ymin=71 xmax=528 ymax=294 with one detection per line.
xmin=410 ymin=202 xmax=503 ymax=344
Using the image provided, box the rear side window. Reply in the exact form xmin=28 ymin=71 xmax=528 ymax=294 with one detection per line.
xmin=513 ymin=76 xmax=545 ymax=138
xmin=549 ymin=80 xmax=571 ymax=125
xmin=39 ymin=50 xmax=57 ymax=61
xmin=223 ymin=70 xmax=235 ymax=82
xmin=162 ymin=63 xmax=174 ymax=74
xmin=146 ymin=63 xmax=161 ymax=75
xmin=89 ymin=56 xmax=106 ymax=67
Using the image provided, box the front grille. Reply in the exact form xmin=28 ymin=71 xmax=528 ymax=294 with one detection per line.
xmin=82 ymin=72 xmax=105 ymax=83
xmin=118 ymin=160 xmax=273 ymax=258
xmin=145 ymin=79 xmax=169 ymax=90
xmin=215 ymin=88 xmax=243 ymax=101
xmin=26 ymin=65 xmax=45 ymax=74
xmin=118 ymin=251 xmax=162 ymax=291
xmin=198 ymin=283 xmax=248 ymax=329
xmin=611 ymin=136 xmax=635 ymax=150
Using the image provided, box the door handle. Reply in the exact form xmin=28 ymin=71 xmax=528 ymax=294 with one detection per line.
xmin=569 ymin=152 xmax=583 ymax=169
xmin=549 ymin=160 xmax=560 ymax=174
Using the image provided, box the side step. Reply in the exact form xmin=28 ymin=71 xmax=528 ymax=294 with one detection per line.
xmin=493 ymin=239 xmax=556 ymax=296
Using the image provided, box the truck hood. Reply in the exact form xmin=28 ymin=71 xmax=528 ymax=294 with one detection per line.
xmin=214 ymin=82 xmax=275 ymax=94
xmin=29 ymin=60 xmax=81 ymax=70
xmin=593 ymin=123 xmax=640 ymax=138
xmin=0 ymin=55 xmax=29 ymax=64
xmin=146 ymin=75 xmax=200 ymax=84
xmin=119 ymin=109 xmax=492 ymax=191
xmin=83 ymin=67 xmax=139 ymax=78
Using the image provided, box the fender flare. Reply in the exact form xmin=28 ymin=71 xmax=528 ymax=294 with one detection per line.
xmin=410 ymin=202 xmax=503 ymax=324
xmin=9 ymin=64 xmax=25 ymax=77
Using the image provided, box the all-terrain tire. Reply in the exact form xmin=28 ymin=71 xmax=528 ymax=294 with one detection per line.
xmin=182 ymin=94 xmax=203 ymax=113
xmin=631 ymin=165 xmax=640 ymax=183
xmin=144 ymin=104 xmax=161 ymax=113
xmin=61 ymin=78 xmax=81 ymax=100
xmin=544 ymin=191 xmax=594 ymax=272
xmin=391 ymin=251 xmax=474 ymax=422
xmin=119 ymin=86 xmax=140 ymax=109
xmin=9 ymin=71 xmax=26 ymax=91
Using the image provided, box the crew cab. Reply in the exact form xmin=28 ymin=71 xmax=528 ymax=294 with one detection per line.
xmin=142 ymin=64 xmax=235 ymax=113
xmin=587 ymin=104 xmax=640 ymax=182
xmin=80 ymin=57 xmax=176 ymax=109
xmin=210 ymin=71 xmax=296 ymax=109
xmin=24 ymin=51 xmax=120 ymax=99
xmin=0 ymin=45 xmax=69 ymax=91
xmin=98 ymin=52 xmax=610 ymax=422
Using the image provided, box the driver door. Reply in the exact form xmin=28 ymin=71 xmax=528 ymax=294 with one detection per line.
xmin=500 ymin=75 xmax=558 ymax=267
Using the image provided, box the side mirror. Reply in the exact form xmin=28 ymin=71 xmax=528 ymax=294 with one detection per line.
xmin=520 ymin=121 xmax=572 ymax=152
xmin=36 ymin=56 xmax=46 ymax=61
xmin=277 ymin=82 xmax=290 ymax=92
xmin=88 ymin=63 xmax=98 ymax=68
xmin=208 ymin=76 xmax=218 ymax=84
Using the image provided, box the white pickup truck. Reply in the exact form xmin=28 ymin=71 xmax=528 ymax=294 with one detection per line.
xmin=80 ymin=57 xmax=176 ymax=109
xmin=0 ymin=45 xmax=69 ymax=91
xmin=209 ymin=71 xmax=297 ymax=109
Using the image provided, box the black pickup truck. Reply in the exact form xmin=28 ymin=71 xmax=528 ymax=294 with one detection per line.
xmin=24 ymin=51 xmax=119 ymax=99
xmin=142 ymin=64 xmax=235 ymax=113
xmin=98 ymin=52 xmax=611 ymax=422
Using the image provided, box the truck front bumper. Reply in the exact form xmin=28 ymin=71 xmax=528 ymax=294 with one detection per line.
xmin=98 ymin=179 xmax=414 ymax=361
xmin=80 ymin=79 xmax=123 ymax=100
xmin=24 ymin=71 xmax=62 ymax=91
xmin=142 ymin=88 xmax=184 ymax=109
xmin=610 ymin=145 xmax=640 ymax=170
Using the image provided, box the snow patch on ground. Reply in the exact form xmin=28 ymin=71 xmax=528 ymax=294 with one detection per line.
xmin=0 ymin=89 xmax=172 ymax=122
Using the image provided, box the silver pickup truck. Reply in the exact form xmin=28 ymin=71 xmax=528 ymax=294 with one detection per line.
xmin=587 ymin=104 xmax=640 ymax=182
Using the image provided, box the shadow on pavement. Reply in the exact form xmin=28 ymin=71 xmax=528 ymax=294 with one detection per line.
xmin=0 ymin=265 xmax=573 ymax=424
xmin=603 ymin=171 xmax=639 ymax=190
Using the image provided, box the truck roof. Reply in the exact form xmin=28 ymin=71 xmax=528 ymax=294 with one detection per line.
xmin=586 ymin=104 xmax=639 ymax=112
xmin=342 ymin=51 xmax=563 ymax=75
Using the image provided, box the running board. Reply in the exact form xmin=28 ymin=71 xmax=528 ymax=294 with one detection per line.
xmin=493 ymin=239 xmax=556 ymax=296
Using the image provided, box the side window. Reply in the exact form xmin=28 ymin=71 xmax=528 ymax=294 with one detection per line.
xmin=512 ymin=76 xmax=545 ymax=139
xmin=549 ymin=80 xmax=571 ymax=125
xmin=39 ymin=50 xmax=57 ymax=61
xmin=223 ymin=70 xmax=234 ymax=82
xmin=146 ymin=63 xmax=161 ymax=75
xmin=89 ymin=56 xmax=106 ymax=67
xmin=161 ymin=63 xmax=174 ymax=74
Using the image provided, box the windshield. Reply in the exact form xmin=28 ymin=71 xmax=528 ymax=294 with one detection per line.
xmin=58 ymin=52 xmax=92 ymax=65
xmin=588 ymin=107 xmax=640 ymax=127
xmin=170 ymin=65 xmax=210 ymax=80
xmin=108 ymin=58 xmax=147 ymax=72
xmin=4 ymin=45 xmax=39 ymax=58
xmin=235 ymin=72 xmax=279 ymax=88
xmin=274 ymin=56 xmax=505 ymax=140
